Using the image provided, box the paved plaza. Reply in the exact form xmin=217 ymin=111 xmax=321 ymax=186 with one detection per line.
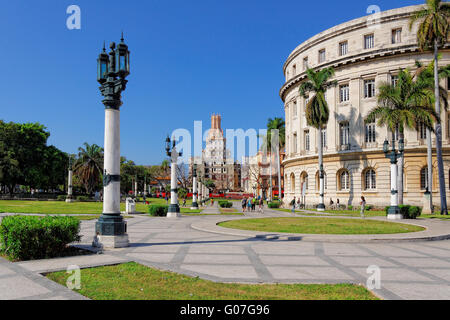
xmin=1 ymin=206 xmax=449 ymax=300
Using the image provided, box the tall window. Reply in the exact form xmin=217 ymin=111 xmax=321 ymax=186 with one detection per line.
xmin=391 ymin=75 xmax=399 ymax=87
xmin=339 ymin=84 xmax=350 ymax=102
xmin=319 ymin=49 xmax=326 ymax=63
xmin=321 ymin=128 xmax=327 ymax=149
xmin=418 ymin=122 xmax=427 ymax=140
xmin=293 ymin=101 xmax=297 ymax=117
xmin=365 ymin=120 xmax=376 ymax=143
xmin=364 ymin=79 xmax=376 ymax=98
xmin=364 ymin=169 xmax=376 ymax=190
xmin=303 ymin=57 xmax=309 ymax=70
xmin=293 ymin=133 xmax=298 ymax=154
xmin=339 ymin=41 xmax=348 ymax=56
xmin=304 ymin=130 xmax=310 ymax=151
xmin=290 ymin=173 xmax=296 ymax=192
xmin=340 ymin=170 xmax=350 ymax=190
xmin=316 ymin=172 xmax=328 ymax=190
xmin=392 ymin=28 xmax=402 ymax=44
xmin=340 ymin=122 xmax=350 ymax=146
xmin=292 ymin=64 xmax=297 ymax=76
xmin=364 ymin=34 xmax=375 ymax=49
xmin=421 ymin=167 xmax=429 ymax=190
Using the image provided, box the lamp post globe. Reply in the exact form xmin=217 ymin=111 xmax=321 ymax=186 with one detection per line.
xmin=93 ymin=35 xmax=131 ymax=249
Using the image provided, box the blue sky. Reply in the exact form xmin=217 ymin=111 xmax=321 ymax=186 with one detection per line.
xmin=0 ymin=0 xmax=424 ymax=165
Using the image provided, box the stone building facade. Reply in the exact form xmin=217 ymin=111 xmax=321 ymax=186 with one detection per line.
xmin=280 ymin=5 xmax=450 ymax=209
xmin=190 ymin=115 xmax=241 ymax=192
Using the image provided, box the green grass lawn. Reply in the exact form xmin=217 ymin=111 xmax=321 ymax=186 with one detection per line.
xmin=218 ymin=217 xmax=425 ymax=235
xmin=46 ymin=262 xmax=378 ymax=300
xmin=421 ymin=214 xmax=450 ymax=220
xmin=0 ymin=199 xmax=201 ymax=215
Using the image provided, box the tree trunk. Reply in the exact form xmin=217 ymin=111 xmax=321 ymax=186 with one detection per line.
xmin=277 ymin=145 xmax=282 ymax=201
xmin=434 ymin=39 xmax=448 ymax=215
xmin=269 ymin=150 xmax=273 ymax=201
xmin=397 ymin=132 xmax=404 ymax=205
xmin=427 ymin=127 xmax=433 ymax=213
xmin=317 ymin=128 xmax=325 ymax=210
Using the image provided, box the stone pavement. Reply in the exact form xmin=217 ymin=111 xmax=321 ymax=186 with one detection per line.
xmin=1 ymin=210 xmax=450 ymax=300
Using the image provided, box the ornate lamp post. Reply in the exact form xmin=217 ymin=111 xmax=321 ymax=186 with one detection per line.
xmin=191 ymin=164 xmax=199 ymax=209
xmin=66 ymin=155 xmax=74 ymax=203
xmin=383 ymin=136 xmax=405 ymax=220
xmin=166 ymin=136 xmax=182 ymax=218
xmin=94 ymin=35 xmax=130 ymax=248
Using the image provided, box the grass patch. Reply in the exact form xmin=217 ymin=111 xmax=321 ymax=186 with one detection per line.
xmin=218 ymin=217 xmax=424 ymax=235
xmin=0 ymin=199 xmax=193 ymax=215
xmin=46 ymin=262 xmax=378 ymax=300
xmin=421 ymin=214 xmax=450 ymax=220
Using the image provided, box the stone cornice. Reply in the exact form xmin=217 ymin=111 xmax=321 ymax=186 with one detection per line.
xmin=282 ymin=5 xmax=423 ymax=73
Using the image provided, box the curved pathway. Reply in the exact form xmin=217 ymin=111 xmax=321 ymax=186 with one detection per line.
xmin=2 ymin=209 xmax=450 ymax=300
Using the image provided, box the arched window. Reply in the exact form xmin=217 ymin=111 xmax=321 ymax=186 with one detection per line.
xmin=290 ymin=173 xmax=296 ymax=192
xmin=364 ymin=169 xmax=376 ymax=190
xmin=339 ymin=170 xmax=350 ymax=191
xmin=301 ymin=172 xmax=309 ymax=193
xmin=421 ymin=167 xmax=428 ymax=191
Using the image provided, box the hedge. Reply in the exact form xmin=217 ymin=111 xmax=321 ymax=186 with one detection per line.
xmin=76 ymin=196 xmax=90 ymax=202
xmin=148 ymin=205 xmax=168 ymax=217
xmin=268 ymin=202 xmax=281 ymax=209
xmin=0 ymin=216 xmax=81 ymax=261
xmin=218 ymin=201 xmax=233 ymax=208
xmin=385 ymin=205 xmax=422 ymax=219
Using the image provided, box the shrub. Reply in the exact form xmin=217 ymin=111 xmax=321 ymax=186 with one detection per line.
xmin=348 ymin=205 xmax=353 ymax=211
xmin=57 ymin=195 xmax=67 ymax=201
xmin=268 ymin=202 xmax=281 ymax=209
xmin=0 ymin=216 xmax=81 ymax=261
xmin=76 ymin=196 xmax=90 ymax=202
xmin=384 ymin=205 xmax=422 ymax=219
xmin=148 ymin=205 xmax=168 ymax=217
xmin=218 ymin=201 xmax=233 ymax=208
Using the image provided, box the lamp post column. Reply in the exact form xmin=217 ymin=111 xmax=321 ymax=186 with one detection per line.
xmin=94 ymin=37 xmax=130 ymax=249
xmin=384 ymin=137 xmax=403 ymax=220
xmin=167 ymin=150 xmax=181 ymax=218
xmin=66 ymin=162 xmax=74 ymax=203
xmin=191 ymin=166 xmax=199 ymax=209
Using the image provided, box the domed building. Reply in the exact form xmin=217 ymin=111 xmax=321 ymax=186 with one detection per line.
xmin=280 ymin=5 xmax=450 ymax=210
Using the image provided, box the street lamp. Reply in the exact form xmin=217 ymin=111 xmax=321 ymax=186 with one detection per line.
xmin=66 ymin=155 xmax=74 ymax=203
xmin=383 ymin=136 xmax=404 ymax=220
xmin=166 ymin=136 xmax=182 ymax=218
xmin=94 ymin=35 xmax=131 ymax=249
xmin=191 ymin=164 xmax=199 ymax=209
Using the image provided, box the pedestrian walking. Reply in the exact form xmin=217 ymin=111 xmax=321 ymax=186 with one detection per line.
xmin=259 ymin=198 xmax=264 ymax=213
xmin=291 ymin=197 xmax=296 ymax=214
xmin=360 ymin=196 xmax=366 ymax=218
xmin=242 ymin=198 xmax=247 ymax=212
xmin=247 ymin=198 xmax=252 ymax=212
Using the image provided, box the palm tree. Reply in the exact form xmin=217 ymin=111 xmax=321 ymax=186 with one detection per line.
xmin=366 ymin=69 xmax=435 ymax=206
xmin=73 ymin=143 xmax=104 ymax=195
xmin=267 ymin=118 xmax=285 ymax=201
xmin=409 ymin=0 xmax=450 ymax=215
xmin=414 ymin=60 xmax=450 ymax=213
xmin=299 ymin=67 xmax=337 ymax=210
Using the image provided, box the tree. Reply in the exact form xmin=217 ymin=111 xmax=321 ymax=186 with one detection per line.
xmin=0 ymin=121 xmax=51 ymax=195
xmin=73 ymin=143 xmax=104 ymax=195
xmin=409 ymin=0 xmax=450 ymax=214
xmin=299 ymin=67 xmax=337 ymax=210
xmin=414 ymin=60 xmax=450 ymax=212
xmin=366 ymin=68 xmax=436 ymax=205
xmin=266 ymin=118 xmax=286 ymax=201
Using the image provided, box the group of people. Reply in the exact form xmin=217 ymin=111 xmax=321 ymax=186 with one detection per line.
xmin=290 ymin=196 xmax=367 ymax=218
xmin=242 ymin=196 xmax=264 ymax=213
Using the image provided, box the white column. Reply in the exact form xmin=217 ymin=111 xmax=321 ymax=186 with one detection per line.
xmin=103 ymin=109 xmax=121 ymax=214
xmin=388 ymin=162 xmax=402 ymax=220
xmin=191 ymin=176 xmax=198 ymax=209
xmin=198 ymin=181 xmax=202 ymax=203
xmin=135 ymin=180 xmax=138 ymax=197
xmin=66 ymin=169 xmax=73 ymax=203
xmin=171 ymin=160 xmax=177 ymax=206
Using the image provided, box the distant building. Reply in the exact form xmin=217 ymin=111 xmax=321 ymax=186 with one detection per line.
xmin=190 ymin=114 xmax=241 ymax=192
